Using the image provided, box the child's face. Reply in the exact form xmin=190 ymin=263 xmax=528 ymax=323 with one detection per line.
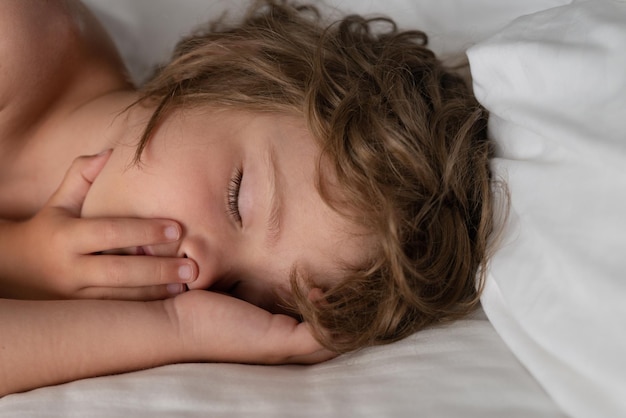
xmin=82 ymin=108 xmax=370 ymax=312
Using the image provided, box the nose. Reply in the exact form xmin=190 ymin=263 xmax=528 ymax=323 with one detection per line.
xmin=181 ymin=234 xmax=232 ymax=291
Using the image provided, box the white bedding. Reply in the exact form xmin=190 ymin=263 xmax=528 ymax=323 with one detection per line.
xmin=84 ymin=0 xmax=571 ymax=84
xmin=0 ymin=308 xmax=563 ymax=418
xmin=468 ymin=1 xmax=626 ymax=416
xmin=5 ymin=0 xmax=624 ymax=417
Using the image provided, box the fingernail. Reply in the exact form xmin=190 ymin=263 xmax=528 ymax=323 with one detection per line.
xmin=164 ymin=225 xmax=180 ymax=240
xmin=178 ymin=264 xmax=193 ymax=281
xmin=167 ymin=283 xmax=185 ymax=295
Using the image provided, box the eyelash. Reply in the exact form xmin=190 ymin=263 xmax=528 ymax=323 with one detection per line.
xmin=227 ymin=168 xmax=243 ymax=224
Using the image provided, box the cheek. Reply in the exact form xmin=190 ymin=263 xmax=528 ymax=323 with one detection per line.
xmin=81 ymin=154 xmax=131 ymax=217
xmin=82 ymin=157 xmax=183 ymax=219
xmin=145 ymin=169 xmax=207 ymax=219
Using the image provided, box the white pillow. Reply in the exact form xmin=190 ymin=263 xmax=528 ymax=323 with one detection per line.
xmin=468 ymin=1 xmax=626 ymax=417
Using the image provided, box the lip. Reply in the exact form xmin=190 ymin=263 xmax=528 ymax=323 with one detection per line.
xmin=134 ymin=246 xmax=154 ymax=256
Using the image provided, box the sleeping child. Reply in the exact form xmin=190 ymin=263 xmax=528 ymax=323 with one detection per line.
xmin=0 ymin=0 xmax=494 ymax=395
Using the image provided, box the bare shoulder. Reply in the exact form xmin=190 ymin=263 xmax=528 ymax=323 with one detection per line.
xmin=0 ymin=0 xmax=129 ymax=139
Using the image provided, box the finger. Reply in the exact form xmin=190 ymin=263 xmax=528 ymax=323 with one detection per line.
xmin=285 ymin=322 xmax=333 ymax=361
xmin=283 ymin=348 xmax=338 ymax=365
xmin=261 ymin=317 xmax=335 ymax=364
xmin=76 ymin=254 xmax=198 ymax=288
xmin=47 ymin=150 xmax=112 ymax=215
xmin=69 ymin=217 xmax=182 ymax=254
xmin=75 ymin=284 xmax=186 ymax=301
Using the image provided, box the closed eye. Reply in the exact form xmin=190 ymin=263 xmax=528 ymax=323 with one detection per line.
xmin=227 ymin=167 xmax=243 ymax=225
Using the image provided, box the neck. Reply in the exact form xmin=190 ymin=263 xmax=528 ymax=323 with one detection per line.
xmin=0 ymin=90 xmax=151 ymax=219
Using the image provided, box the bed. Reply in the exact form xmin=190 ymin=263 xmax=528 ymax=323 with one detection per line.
xmin=2 ymin=0 xmax=625 ymax=416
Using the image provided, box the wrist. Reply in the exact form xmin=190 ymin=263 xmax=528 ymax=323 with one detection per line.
xmin=168 ymin=292 xmax=205 ymax=361
xmin=0 ymin=219 xmax=28 ymax=296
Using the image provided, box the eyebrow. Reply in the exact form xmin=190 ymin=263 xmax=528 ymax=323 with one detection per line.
xmin=265 ymin=144 xmax=283 ymax=248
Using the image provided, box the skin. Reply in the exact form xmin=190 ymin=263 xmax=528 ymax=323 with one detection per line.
xmin=0 ymin=0 xmax=370 ymax=395
xmin=82 ymin=105 xmax=368 ymax=312
xmin=0 ymin=1 xmax=198 ymax=300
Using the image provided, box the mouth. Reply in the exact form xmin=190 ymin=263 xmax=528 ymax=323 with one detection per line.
xmin=97 ymin=246 xmax=157 ymax=256
xmin=134 ymin=246 xmax=154 ymax=256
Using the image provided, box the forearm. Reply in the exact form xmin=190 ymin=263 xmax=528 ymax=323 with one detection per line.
xmin=0 ymin=298 xmax=182 ymax=396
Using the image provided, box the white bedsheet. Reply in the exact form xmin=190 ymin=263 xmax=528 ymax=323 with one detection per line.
xmin=0 ymin=307 xmax=563 ymax=418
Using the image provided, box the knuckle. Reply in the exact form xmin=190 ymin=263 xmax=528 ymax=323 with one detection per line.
xmin=101 ymin=222 xmax=124 ymax=245
xmin=155 ymin=261 xmax=167 ymax=283
xmin=47 ymin=227 xmax=66 ymax=249
xmin=144 ymin=259 xmax=167 ymax=284
xmin=140 ymin=221 xmax=160 ymax=241
xmin=102 ymin=257 xmax=125 ymax=285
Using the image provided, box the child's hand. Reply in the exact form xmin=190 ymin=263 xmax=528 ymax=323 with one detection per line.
xmin=172 ymin=290 xmax=336 ymax=365
xmin=1 ymin=151 xmax=198 ymax=300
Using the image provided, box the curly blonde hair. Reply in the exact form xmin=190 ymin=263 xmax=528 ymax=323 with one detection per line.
xmin=134 ymin=0 xmax=494 ymax=353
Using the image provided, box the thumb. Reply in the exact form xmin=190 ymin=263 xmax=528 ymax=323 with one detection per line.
xmin=47 ymin=150 xmax=112 ymax=215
